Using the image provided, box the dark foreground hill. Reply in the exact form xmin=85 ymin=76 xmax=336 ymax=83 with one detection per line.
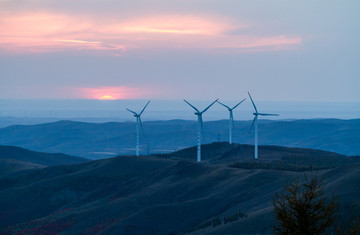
xmin=0 ymin=145 xmax=88 ymax=175
xmin=0 ymin=119 xmax=359 ymax=159
xmin=0 ymin=144 xmax=359 ymax=234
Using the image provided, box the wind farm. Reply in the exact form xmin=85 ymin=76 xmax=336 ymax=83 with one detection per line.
xmin=248 ymin=92 xmax=279 ymax=159
xmin=121 ymin=95 xmax=276 ymax=161
xmin=0 ymin=0 xmax=359 ymax=234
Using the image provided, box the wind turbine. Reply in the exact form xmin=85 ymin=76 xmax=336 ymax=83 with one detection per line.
xmin=248 ymin=92 xmax=279 ymax=159
xmin=126 ymin=100 xmax=150 ymax=157
xmin=217 ymin=99 xmax=246 ymax=144
xmin=184 ymin=99 xmax=218 ymax=162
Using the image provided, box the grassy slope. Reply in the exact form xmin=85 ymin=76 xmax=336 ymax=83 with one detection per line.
xmin=0 ymin=144 xmax=359 ymax=234
xmin=0 ymin=159 xmax=45 ymax=176
xmin=166 ymin=142 xmax=358 ymax=167
xmin=0 ymin=145 xmax=88 ymax=167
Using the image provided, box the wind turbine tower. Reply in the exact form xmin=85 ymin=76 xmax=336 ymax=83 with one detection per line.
xmin=217 ymin=98 xmax=246 ymax=144
xmin=184 ymin=99 xmax=218 ymax=162
xmin=248 ymin=92 xmax=279 ymax=159
xmin=126 ymin=100 xmax=150 ymax=156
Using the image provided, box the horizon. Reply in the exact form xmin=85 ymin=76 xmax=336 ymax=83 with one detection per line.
xmin=0 ymin=99 xmax=359 ymax=121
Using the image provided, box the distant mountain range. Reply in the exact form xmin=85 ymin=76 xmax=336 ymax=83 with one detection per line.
xmin=0 ymin=119 xmax=358 ymax=159
xmin=0 ymin=145 xmax=88 ymax=176
xmin=0 ymin=143 xmax=359 ymax=234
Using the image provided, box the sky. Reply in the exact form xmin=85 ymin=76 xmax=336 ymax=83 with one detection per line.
xmin=0 ymin=0 xmax=359 ymax=102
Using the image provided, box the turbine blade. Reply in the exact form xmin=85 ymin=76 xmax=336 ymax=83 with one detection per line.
xmin=139 ymin=117 xmax=146 ymax=139
xmin=139 ymin=100 xmax=150 ymax=115
xmin=248 ymin=117 xmax=256 ymax=134
xmin=184 ymin=99 xmax=200 ymax=112
xmin=232 ymin=98 xmax=246 ymax=110
xmin=216 ymin=100 xmax=231 ymax=109
xmin=139 ymin=117 xmax=150 ymax=155
xmin=126 ymin=108 xmax=138 ymax=115
xmin=258 ymin=113 xmax=279 ymax=116
xmin=248 ymin=92 xmax=258 ymax=113
xmin=230 ymin=111 xmax=235 ymax=128
xmin=201 ymin=98 xmax=219 ymax=113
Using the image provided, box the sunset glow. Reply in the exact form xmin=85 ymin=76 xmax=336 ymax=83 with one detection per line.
xmin=99 ymin=95 xmax=116 ymax=100
xmin=77 ymin=86 xmax=149 ymax=100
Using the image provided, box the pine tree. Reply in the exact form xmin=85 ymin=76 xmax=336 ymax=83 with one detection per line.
xmin=273 ymin=174 xmax=336 ymax=234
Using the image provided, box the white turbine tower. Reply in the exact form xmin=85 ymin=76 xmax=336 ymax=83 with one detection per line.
xmin=217 ymin=98 xmax=246 ymax=144
xmin=248 ymin=92 xmax=279 ymax=159
xmin=184 ymin=99 xmax=218 ymax=162
xmin=126 ymin=100 xmax=150 ymax=157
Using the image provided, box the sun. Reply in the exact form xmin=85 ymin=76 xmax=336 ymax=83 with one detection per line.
xmin=99 ymin=95 xmax=116 ymax=100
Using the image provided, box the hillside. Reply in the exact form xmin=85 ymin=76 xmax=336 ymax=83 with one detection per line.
xmin=0 ymin=119 xmax=358 ymax=159
xmin=0 ymin=159 xmax=44 ymax=176
xmin=166 ymin=142 xmax=360 ymax=170
xmin=0 ymin=144 xmax=359 ymax=234
xmin=0 ymin=145 xmax=88 ymax=175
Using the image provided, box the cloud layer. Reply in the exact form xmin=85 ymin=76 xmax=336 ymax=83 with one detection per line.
xmin=0 ymin=11 xmax=301 ymax=55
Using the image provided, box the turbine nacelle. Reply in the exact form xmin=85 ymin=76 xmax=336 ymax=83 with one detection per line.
xmin=248 ymin=92 xmax=279 ymax=120
xmin=217 ymin=99 xmax=245 ymax=112
xmin=248 ymin=91 xmax=279 ymax=159
xmin=217 ymin=98 xmax=246 ymax=145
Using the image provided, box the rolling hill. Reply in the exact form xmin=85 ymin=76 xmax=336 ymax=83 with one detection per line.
xmin=0 ymin=118 xmax=358 ymax=159
xmin=0 ymin=145 xmax=88 ymax=175
xmin=166 ymin=142 xmax=360 ymax=170
xmin=0 ymin=159 xmax=44 ymax=176
xmin=0 ymin=144 xmax=359 ymax=234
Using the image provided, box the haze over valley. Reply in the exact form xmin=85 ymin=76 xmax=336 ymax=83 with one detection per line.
xmin=0 ymin=119 xmax=359 ymax=159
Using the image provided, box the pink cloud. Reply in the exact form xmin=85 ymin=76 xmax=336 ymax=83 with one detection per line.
xmin=109 ymin=15 xmax=239 ymax=35
xmin=0 ymin=11 xmax=302 ymax=54
xmin=211 ymin=35 xmax=302 ymax=50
